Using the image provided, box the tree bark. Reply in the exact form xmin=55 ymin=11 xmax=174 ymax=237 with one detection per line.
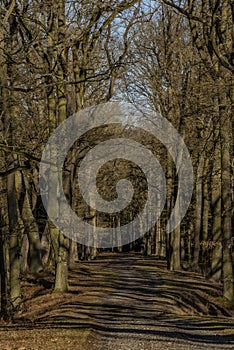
xmin=220 ymin=96 xmax=234 ymax=301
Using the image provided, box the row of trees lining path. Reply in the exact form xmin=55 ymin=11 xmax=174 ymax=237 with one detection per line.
xmin=0 ymin=0 xmax=233 ymax=321
xmin=0 ymin=254 xmax=234 ymax=350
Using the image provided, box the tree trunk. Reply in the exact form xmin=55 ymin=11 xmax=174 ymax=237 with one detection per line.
xmin=193 ymin=153 xmax=205 ymax=270
xmin=220 ymin=99 xmax=234 ymax=301
xmin=21 ymin=176 xmax=43 ymax=274
xmin=0 ymin=199 xmax=9 ymax=319
xmin=54 ymin=231 xmax=69 ymax=292
xmin=7 ymin=172 xmax=22 ymax=312
xmin=54 ymin=0 xmax=69 ymax=292
xmin=211 ymin=137 xmax=222 ymax=281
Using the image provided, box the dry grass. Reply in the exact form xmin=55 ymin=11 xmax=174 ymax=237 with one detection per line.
xmin=0 ymin=327 xmax=94 ymax=350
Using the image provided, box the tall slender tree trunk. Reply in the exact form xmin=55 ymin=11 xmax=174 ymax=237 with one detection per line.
xmin=54 ymin=0 xmax=69 ymax=292
xmin=211 ymin=136 xmax=222 ymax=281
xmin=168 ymin=146 xmax=181 ymax=271
xmin=193 ymin=153 xmax=205 ymax=270
xmin=201 ymin=176 xmax=210 ymax=275
xmin=220 ymin=96 xmax=234 ymax=301
xmin=7 ymin=171 xmax=22 ymax=311
xmin=0 ymin=176 xmax=9 ymax=318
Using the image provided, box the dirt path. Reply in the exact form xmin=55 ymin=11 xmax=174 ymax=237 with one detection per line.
xmin=1 ymin=255 xmax=234 ymax=349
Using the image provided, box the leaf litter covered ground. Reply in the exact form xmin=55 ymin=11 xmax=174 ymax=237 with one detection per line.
xmin=0 ymin=254 xmax=234 ymax=350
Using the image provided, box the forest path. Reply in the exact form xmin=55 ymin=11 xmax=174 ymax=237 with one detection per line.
xmin=1 ymin=254 xmax=234 ymax=350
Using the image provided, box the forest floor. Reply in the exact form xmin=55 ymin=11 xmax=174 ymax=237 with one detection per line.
xmin=0 ymin=253 xmax=234 ymax=350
